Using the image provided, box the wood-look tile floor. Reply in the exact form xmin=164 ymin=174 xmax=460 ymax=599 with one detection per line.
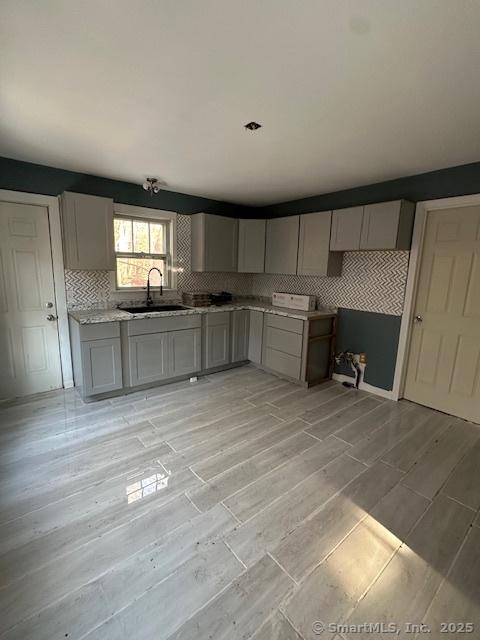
xmin=0 ymin=365 xmax=479 ymax=640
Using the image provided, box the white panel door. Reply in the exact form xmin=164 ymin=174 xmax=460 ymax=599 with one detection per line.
xmin=404 ymin=205 xmax=480 ymax=423
xmin=0 ymin=201 xmax=62 ymax=399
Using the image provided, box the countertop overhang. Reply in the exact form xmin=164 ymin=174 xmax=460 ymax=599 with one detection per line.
xmin=69 ymin=301 xmax=337 ymax=325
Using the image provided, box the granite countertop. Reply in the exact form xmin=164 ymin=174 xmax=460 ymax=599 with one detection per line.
xmin=69 ymin=299 xmax=337 ymax=324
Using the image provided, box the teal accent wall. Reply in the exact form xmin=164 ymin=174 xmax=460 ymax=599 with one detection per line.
xmin=3 ymin=156 xmax=480 ymax=218
xmin=335 ymin=308 xmax=401 ymax=391
xmin=262 ymin=161 xmax=480 ymax=217
xmin=0 ymin=157 xmax=255 ymax=217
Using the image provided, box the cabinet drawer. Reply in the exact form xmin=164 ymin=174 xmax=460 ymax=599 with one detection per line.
xmin=127 ymin=314 xmax=201 ymax=336
xmin=79 ymin=322 xmax=120 ymax=341
xmin=264 ymin=347 xmax=301 ymax=380
xmin=265 ymin=313 xmax=304 ymax=335
xmin=264 ymin=326 xmax=303 ymax=357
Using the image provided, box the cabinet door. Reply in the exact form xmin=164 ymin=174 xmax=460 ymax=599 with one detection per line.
xmin=81 ymin=338 xmax=122 ymax=396
xmin=297 ymin=211 xmax=342 ymax=276
xmin=61 ymin=192 xmax=115 ymax=270
xmin=360 ymin=200 xmax=414 ymax=250
xmin=248 ymin=310 xmax=263 ymax=364
xmin=205 ymin=214 xmax=238 ymax=272
xmin=204 ymin=313 xmax=230 ymax=368
xmin=169 ymin=328 xmax=201 ymax=377
xmin=128 ymin=332 xmax=169 ymax=386
xmin=231 ymin=310 xmax=249 ymax=362
xmin=265 ymin=215 xmax=300 ymax=274
xmin=330 ymin=206 xmax=363 ymax=251
xmin=238 ymin=219 xmax=266 ymax=273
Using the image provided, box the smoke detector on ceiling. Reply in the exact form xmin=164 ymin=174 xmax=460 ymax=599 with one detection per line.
xmin=244 ymin=121 xmax=262 ymax=131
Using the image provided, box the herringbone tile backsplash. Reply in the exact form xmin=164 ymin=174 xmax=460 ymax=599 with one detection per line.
xmin=66 ymin=214 xmax=409 ymax=315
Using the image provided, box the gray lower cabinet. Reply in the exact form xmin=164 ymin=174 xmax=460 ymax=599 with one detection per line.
xmin=248 ymin=310 xmax=264 ymax=364
xmin=238 ymin=219 xmax=266 ymax=273
xmin=126 ymin=316 xmax=202 ymax=386
xmin=262 ymin=313 xmax=304 ymax=381
xmin=231 ymin=310 xmax=249 ymax=362
xmin=128 ymin=332 xmax=170 ymax=386
xmin=70 ymin=319 xmax=123 ymax=397
xmin=80 ymin=337 xmax=123 ymax=396
xmin=70 ymin=308 xmax=336 ymax=400
xmin=204 ymin=312 xmax=230 ymax=369
xmin=265 ymin=215 xmax=300 ymax=274
xmin=170 ymin=328 xmax=201 ymax=376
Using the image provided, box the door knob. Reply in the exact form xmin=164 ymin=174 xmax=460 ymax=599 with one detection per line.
xmin=45 ymin=302 xmax=53 ymax=308
xmin=46 ymin=314 xmax=57 ymax=321
xmin=414 ymin=315 xmax=423 ymax=323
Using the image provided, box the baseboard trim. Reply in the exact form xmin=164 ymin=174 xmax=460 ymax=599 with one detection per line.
xmin=332 ymin=373 xmax=396 ymax=400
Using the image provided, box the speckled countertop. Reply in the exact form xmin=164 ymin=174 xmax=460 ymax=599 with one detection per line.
xmin=69 ymin=300 xmax=337 ymax=324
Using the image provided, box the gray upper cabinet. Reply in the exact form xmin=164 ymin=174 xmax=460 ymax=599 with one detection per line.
xmin=204 ymin=312 xmax=230 ymax=369
xmin=330 ymin=206 xmax=364 ymax=251
xmin=231 ymin=309 xmax=249 ymax=362
xmin=237 ymin=219 xmax=266 ymax=273
xmin=191 ymin=213 xmax=238 ymax=272
xmin=265 ymin=215 xmax=300 ymax=275
xmin=297 ymin=211 xmax=343 ymax=276
xmin=360 ymin=200 xmax=415 ymax=250
xmin=61 ymin=192 xmax=115 ymax=270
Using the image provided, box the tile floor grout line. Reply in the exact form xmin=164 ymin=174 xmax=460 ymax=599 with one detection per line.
xmin=279 ymin=607 xmax=308 ymax=640
xmin=188 ymin=467 xmax=207 ymax=485
xmin=220 ymin=500 xmax=243 ymax=525
xmin=223 ymin=537 xmax=248 ymax=569
xmin=266 ymin=551 xmax=300 ymax=586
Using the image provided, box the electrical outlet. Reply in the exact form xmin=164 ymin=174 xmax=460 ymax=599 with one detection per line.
xmin=359 ymin=352 xmax=367 ymax=365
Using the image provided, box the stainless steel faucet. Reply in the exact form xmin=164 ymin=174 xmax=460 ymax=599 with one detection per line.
xmin=146 ymin=267 xmax=163 ymax=306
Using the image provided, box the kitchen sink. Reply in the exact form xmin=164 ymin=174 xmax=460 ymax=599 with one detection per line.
xmin=122 ymin=305 xmax=190 ymax=313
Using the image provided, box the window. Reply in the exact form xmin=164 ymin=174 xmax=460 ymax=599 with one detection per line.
xmin=114 ymin=215 xmax=172 ymax=289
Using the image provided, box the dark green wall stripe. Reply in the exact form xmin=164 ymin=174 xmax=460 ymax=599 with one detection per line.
xmin=334 ymin=308 xmax=401 ymax=391
xmin=0 ymin=156 xmax=255 ymax=217
xmin=2 ymin=156 xmax=480 ymax=218
xmin=263 ymin=161 xmax=480 ymax=217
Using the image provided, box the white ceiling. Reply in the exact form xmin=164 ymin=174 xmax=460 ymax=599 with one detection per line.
xmin=2 ymin=1 xmax=480 ymax=206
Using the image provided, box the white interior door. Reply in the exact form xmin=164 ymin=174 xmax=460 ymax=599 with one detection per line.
xmin=404 ymin=205 xmax=480 ymax=423
xmin=0 ymin=201 xmax=63 ymax=399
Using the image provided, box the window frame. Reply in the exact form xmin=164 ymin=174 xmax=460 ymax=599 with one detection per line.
xmin=111 ymin=204 xmax=177 ymax=293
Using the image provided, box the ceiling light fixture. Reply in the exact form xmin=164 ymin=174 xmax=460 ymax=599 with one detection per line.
xmin=244 ymin=121 xmax=262 ymax=131
xmin=142 ymin=177 xmax=162 ymax=195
